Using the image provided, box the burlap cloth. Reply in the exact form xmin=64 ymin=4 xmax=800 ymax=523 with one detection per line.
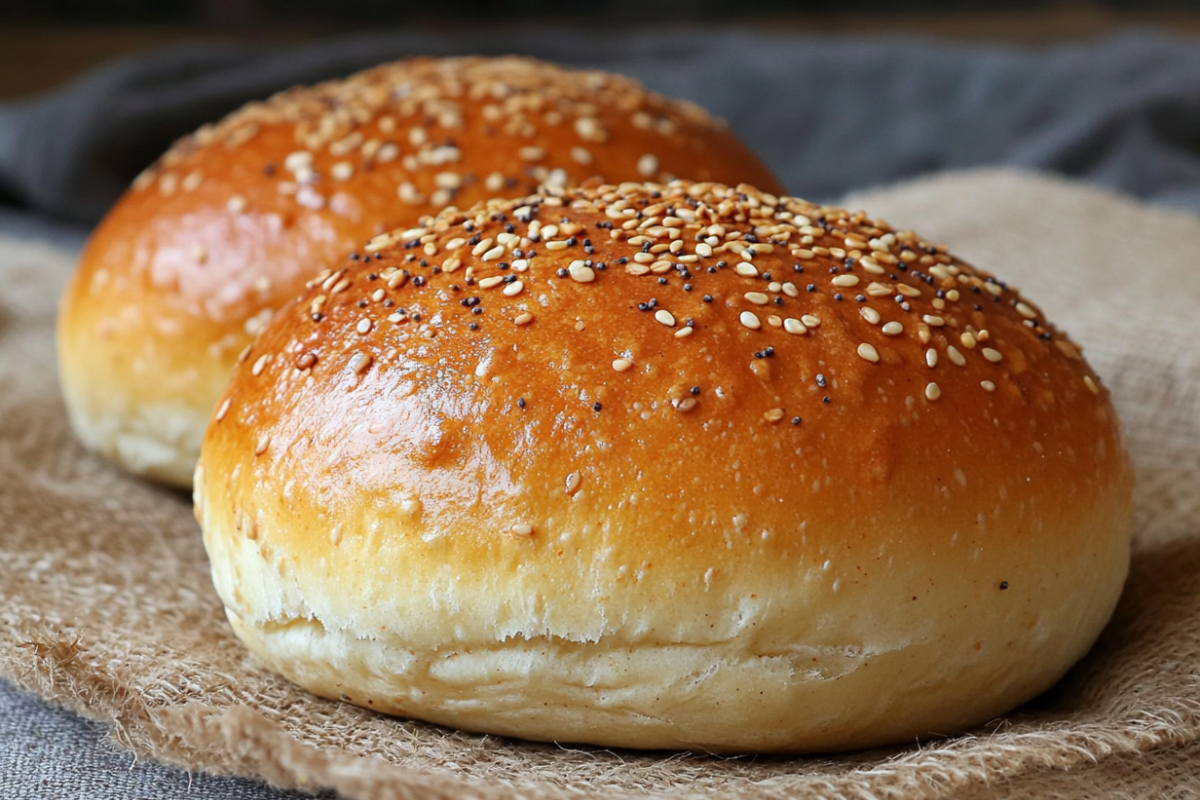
xmin=2 ymin=169 xmax=1198 ymax=799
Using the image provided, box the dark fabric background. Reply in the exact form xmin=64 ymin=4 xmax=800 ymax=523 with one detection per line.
xmin=3 ymin=29 xmax=1200 ymax=230
xmin=2 ymin=28 xmax=1200 ymax=799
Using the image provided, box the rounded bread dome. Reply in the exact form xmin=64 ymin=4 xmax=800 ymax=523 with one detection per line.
xmin=196 ymin=180 xmax=1133 ymax=753
xmin=57 ymin=55 xmax=783 ymax=486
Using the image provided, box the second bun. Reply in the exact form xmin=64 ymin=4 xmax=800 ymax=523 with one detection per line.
xmin=57 ymin=55 xmax=782 ymax=486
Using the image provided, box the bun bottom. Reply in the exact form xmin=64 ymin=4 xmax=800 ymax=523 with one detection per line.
xmin=224 ymin=596 xmax=1109 ymax=754
xmin=62 ymin=394 xmax=202 ymax=486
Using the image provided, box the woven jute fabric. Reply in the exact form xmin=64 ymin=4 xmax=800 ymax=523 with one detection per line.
xmin=2 ymin=169 xmax=1198 ymax=799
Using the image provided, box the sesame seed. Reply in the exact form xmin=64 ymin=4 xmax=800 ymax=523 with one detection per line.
xmin=735 ymin=263 xmax=759 ymax=277
xmin=655 ymin=309 xmax=676 ymax=327
xmin=546 ymin=240 xmax=569 ymax=251
xmin=484 ymin=172 xmax=505 ymax=192
xmin=514 ymin=312 xmax=534 ymax=326
xmin=922 ymin=314 xmax=945 ymax=327
xmin=510 ymin=523 xmax=534 ymax=536
xmin=1083 ymin=375 xmax=1099 ymax=395
xmin=782 ymin=282 xmax=799 ymax=298
xmin=612 ymin=358 xmax=634 ymax=372
xmin=387 ymin=313 xmax=404 ymax=324
xmin=800 ymin=314 xmax=821 ymax=328
xmin=764 ymin=408 xmax=785 ymax=424
xmin=570 ymin=146 xmax=592 ymax=165
xmin=1016 ymin=301 xmax=1037 ymax=319
xmin=925 ymin=348 xmax=938 ymax=368
xmin=881 ymin=321 xmax=903 ymax=336
xmin=946 ymin=345 xmax=966 ymax=366
xmin=376 ymin=143 xmax=399 ymax=163
xmin=674 ymin=326 xmax=694 ymax=338
xmin=897 ymin=284 xmax=922 ymax=298
xmin=254 ymin=433 xmax=270 ymax=456
xmin=981 ymin=380 xmax=996 ymax=392
xmin=331 ymin=278 xmax=351 ymax=295
xmin=740 ymin=311 xmax=762 ymax=330
xmin=519 ymin=146 xmax=546 ymax=162
xmin=251 ymin=354 xmax=271 ymax=376
xmin=783 ymin=318 xmax=807 ymax=335
xmin=215 ymin=398 xmax=231 ymax=422
xmin=831 ymin=274 xmax=859 ymax=288
xmin=925 ymin=382 xmax=942 ymax=401
xmin=569 ymin=262 xmax=596 ymax=283
xmin=575 ymin=116 xmax=604 ymax=140
xmin=672 ymin=396 xmax=698 ymax=413
xmin=435 ymin=171 xmax=462 ymax=189
xmin=565 ymin=472 xmax=582 ymax=495
xmin=637 ymin=153 xmax=659 ymax=177
xmin=982 ymin=347 xmax=1003 ymax=362
xmin=398 ymin=182 xmax=424 ymax=204
xmin=960 ymin=331 xmax=977 ymax=349
xmin=860 ymin=307 xmax=881 ymax=324
xmin=481 ymin=245 xmax=505 ymax=262
xmin=331 ymin=161 xmax=354 ymax=181
xmin=744 ymin=292 xmax=769 ymax=305
xmin=356 ymin=318 xmax=373 ymax=335
xmin=348 ymin=352 xmax=372 ymax=375
xmin=696 ymin=242 xmax=713 ymax=257
xmin=478 ymin=275 xmax=505 ymax=289
xmin=284 ymin=150 xmax=313 ymax=172
xmin=503 ymin=280 xmax=524 ymax=297
xmin=858 ymin=343 xmax=881 ymax=363
xmin=226 ymin=195 xmax=248 ymax=214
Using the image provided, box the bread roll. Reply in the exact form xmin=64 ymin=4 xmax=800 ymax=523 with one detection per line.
xmin=195 ymin=180 xmax=1133 ymax=753
xmin=57 ymin=56 xmax=782 ymax=486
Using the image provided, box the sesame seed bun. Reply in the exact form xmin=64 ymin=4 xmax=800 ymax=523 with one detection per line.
xmin=195 ymin=180 xmax=1133 ymax=753
xmin=57 ymin=56 xmax=782 ymax=487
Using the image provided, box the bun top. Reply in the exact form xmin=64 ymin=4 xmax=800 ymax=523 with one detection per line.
xmin=59 ymin=56 xmax=781 ymax=485
xmin=200 ymin=178 xmax=1132 ymax=654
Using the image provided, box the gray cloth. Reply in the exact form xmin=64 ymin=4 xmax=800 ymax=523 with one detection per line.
xmin=3 ymin=30 xmax=1200 ymax=226
xmin=3 ymin=27 xmax=1200 ymax=800
xmin=0 ymin=678 xmax=326 ymax=799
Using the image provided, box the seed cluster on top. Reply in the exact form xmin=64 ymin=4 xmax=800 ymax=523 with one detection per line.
xmin=133 ymin=57 xmax=726 ymax=218
xmin=222 ymin=179 xmax=1103 ymax=446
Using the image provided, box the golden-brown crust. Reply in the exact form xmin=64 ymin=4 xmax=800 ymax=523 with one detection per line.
xmin=58 ymin=56 xmax=782 ymax=485
xmin=197 ymin=181 xmax=1134 ymax=752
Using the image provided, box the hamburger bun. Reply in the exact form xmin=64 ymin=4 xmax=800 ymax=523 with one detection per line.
xmin=58 ymin=56 xmax=782 ymax=486
xmin=195 ymin=180 xmax=1133 ymax=753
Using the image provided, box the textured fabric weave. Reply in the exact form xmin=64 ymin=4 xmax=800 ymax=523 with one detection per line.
xmin=1 ymin=169 xmax=1198 ymax=798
